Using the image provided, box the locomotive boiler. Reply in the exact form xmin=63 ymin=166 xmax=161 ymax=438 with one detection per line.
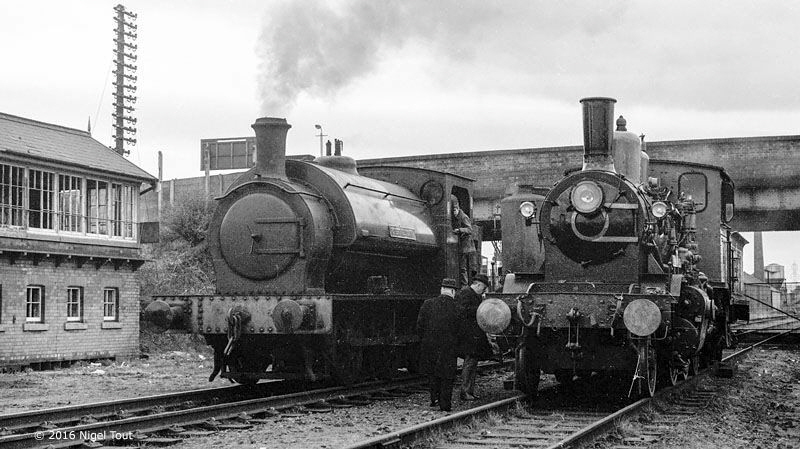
xmin=146 ymin=117 xmax=476 ymax=384
xmin=479 ymin=97 xmax=747 ymax=397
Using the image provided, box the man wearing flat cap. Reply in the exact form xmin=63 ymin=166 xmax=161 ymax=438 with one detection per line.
xmin=451 ymin=195 xmax=475 ymax=287
xmin=455 ymin=273 xmax=492 ymax=401
xmin=417 ymin=278 xmax=460 ymax=411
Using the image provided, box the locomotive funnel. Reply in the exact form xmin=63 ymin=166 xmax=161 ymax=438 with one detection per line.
xmin=580 ymin=97 xmax=616 ymax=172
xmin=252 ymin=117 xmax=291 ymax=179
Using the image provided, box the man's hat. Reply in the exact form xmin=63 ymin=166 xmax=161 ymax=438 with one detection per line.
xmin=450 ymin=195 xmax=459 ymax=206
xmin=441 ymin=278 xmax=458 ymax=289
xmin=473 ymin=274 xmax=490 ymax=287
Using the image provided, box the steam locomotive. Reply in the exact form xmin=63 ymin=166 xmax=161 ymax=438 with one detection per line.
xmin=478 ymin=97 xmax=748 ymax=397
xmin=146 ymin=117 xmax=477 ymax=384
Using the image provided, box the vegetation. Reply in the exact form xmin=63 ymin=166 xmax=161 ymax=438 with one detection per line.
xmin=137 ymin=193 xmax=216 ymax=354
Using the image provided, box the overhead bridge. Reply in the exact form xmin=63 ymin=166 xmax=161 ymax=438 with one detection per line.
xmin=359 ymin=135 xmax=800 ymax=238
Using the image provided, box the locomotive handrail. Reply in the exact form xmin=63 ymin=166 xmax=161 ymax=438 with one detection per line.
xmin=343 ymin=182 xmax=427 ymax=204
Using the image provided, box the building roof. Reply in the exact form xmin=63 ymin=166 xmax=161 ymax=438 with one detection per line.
xmin=0 ymin=112 xmax=155 ymax=182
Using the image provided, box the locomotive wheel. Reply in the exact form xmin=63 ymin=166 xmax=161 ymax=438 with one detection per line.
xmin=333 ymin=344 xmax=363 ymax=385
xmin=688 ymin=355 xmax=701 ymax=376
xmin=656 ymin=353 xmax=680 ymax=387
xmin=230 ymin=376 xmax=258 ymax=386
xmin=226 ymin=354 xmax=266 ymax=386
xmin=514 ymin=344 xmax=541 ymax=399
xmin=554 ymin=369 xmax=576 ymax=385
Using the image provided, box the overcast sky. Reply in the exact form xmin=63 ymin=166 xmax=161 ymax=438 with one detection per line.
xmin=1 ymin=0 xmax=799 ymax=277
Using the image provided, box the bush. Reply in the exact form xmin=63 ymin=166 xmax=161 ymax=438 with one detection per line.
xmin=138 ymin=193 xmax=217 ymax=353
xmin=160 ymin=194 xmax=213 ymax=246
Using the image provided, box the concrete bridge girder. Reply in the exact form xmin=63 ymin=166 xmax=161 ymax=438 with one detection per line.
xmin=358 ymin=135 xmax=800 ymax=235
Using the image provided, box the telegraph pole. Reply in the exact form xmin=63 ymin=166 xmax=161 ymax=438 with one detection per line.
xmin=112 ymin=4 xmax=138 ymax=156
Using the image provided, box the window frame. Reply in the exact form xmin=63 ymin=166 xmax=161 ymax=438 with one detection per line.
xmin=0 ymin=163 xmax=25 ymax=227
xmin=103 ymin=287 xmax=119 ymax=321
xmin=677 ymin=172 xmax=708 ymax=212
xmin=86 ymin=178 xmax=109 ymax=236
xmin=66 ymin=286 xmax=84 ymax=322
xmin=0 ymin=164 xmax=139 ymax=240
xmin=26 ymin=285 xmax=45 ymax=322
xmin=58 ymin=174 xmax=83 ymax=234
xmin=27 ymin=168 xmax=56 ymax=230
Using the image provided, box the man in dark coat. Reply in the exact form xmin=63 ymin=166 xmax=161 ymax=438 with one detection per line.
xmin=451 ymin=195 xmax=476 ymax=287
xmin=456 ymin=273 xmax=492 ymax=401
xmin=417 ymin=278 xmax=460 ymax=411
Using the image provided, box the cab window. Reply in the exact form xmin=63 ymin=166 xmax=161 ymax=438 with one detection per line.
xmin=678 ymin=173 xmax=707 ymax=212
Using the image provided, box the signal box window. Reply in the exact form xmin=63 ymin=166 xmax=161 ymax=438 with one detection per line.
xmin=678 ymin=173 xmax=707 ymax=212
xmin=86 ymin=179 xmax=109 ymax=235
xmin=58 ymin=174 xmax=83 ymax=232
xmin=103 ymin=288 xmax=119 ymax=321
xmin=111 ymin=184 xmax=135 ymax=238
xmin=28 ymin=169 xmax=55 ymax=230
xmin=1 ymin=163 xmax=24 ymax=226
xmin=26 ymin=286 xmax=45 ymax=322
xmin=66 ymin=287 xmax=84 ymax=322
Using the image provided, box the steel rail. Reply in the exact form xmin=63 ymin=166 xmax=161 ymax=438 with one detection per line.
xmin=343 ymin=329 xmax=796 ymax=449
xmin=4 ymin=361 xmax=510 ymax=449
xmin=0 ymin=383 xmax=277 ymax=431
xmin=0 ymin=378 xmax=426 ymax=449
xmin=542 ymin=327 xmax=800 ymax=449
xmin=342 ymin=395 xmax=526 ymax=449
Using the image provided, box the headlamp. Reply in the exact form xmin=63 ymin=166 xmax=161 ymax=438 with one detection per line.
xmin=519 ymin=201 xmax=536 ymax=219
xmin=570 ymin=181 xmax=603 ymax=214
xmin=651 ymin=201 xmax=668 ymax=219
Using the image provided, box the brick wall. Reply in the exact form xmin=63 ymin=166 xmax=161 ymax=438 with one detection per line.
xmin=0 ymin=257 xmax=139 ymax=365
xmin=137 ymin=135 xmax=800 ymax=231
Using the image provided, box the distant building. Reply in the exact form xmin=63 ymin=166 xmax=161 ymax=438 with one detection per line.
xmin=764 ymin=263 xmax=785 ymax=285
xmin=0 ymin=112 xmax=156 ymax=368
xmin=729 ymin=232 xmax=748 ymax=294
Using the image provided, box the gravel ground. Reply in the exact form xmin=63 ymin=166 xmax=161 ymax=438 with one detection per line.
xmin=644 ymin=347 xmax=800 ymax=449
xmin=166 ymin=368 xmax=519 ymax=449
xmin=0 ymin=350 xmax=214 ymax=414
xmin=586 ymin=348 xmax=800 ymax=449
xmin=2 ymin=348 xmax=798 ymax=449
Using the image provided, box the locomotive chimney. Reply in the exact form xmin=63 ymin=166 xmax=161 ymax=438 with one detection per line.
xmin=580 ymin=97 xmax=617 ymax=172
xmin=252 ymin=117 xmax=291 ymax=179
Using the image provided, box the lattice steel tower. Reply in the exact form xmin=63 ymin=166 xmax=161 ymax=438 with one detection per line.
xmin=112 ymin=4 xmax=137 ymax=156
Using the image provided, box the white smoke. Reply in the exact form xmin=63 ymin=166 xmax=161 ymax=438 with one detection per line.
xmin=256 ymin=0 xmax=800 ymax=115
xmin=256 ymin=0 xmax=506 ymax=116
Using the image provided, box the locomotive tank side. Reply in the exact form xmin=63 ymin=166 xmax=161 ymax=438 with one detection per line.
xmin=500 ymin=184 xmax=548 ymax=293
xmin=285 ymin=160 xmax=438 ymax=294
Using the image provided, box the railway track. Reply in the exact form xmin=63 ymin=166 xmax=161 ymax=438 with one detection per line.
xmin=343 ymin=329 xmax=797 ymax=449
xmin=0 ymin=382 xmax=285 ymax=435
xmin=0 ymin=362 xmax=510 ymax=448
xmin=0 ymin=378 xmax=426 ymax=448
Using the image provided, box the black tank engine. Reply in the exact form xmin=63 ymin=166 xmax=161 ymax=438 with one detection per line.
xmin=479 ymin=97 xmax=747 ymax=398
xmin=147 ymin=117 xmax=476 ymax=384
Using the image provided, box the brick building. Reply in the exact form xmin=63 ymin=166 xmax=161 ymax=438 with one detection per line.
xmin=0 ymin=112 xmax=155 ymax=367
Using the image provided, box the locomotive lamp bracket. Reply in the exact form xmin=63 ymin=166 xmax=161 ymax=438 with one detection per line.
xmin=565 ymin=308 xmax=583 ymax=351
